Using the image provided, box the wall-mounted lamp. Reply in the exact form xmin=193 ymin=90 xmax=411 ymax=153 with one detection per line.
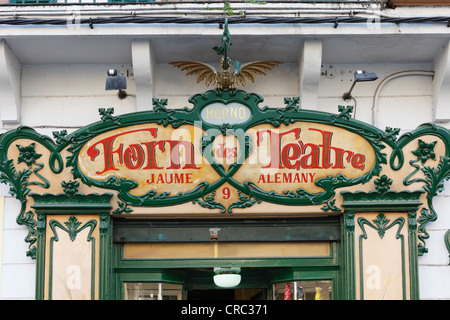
xmin=342 ymin=70 xmax=378 ymax=101
xmin=213 ymin=267 xmax=241 ymax=288
xmin=105 ymin=69 xmax=127 ymax=99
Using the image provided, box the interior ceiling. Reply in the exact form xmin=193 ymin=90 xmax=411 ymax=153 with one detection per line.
xmin=5 ymin=34 xmax=447 ymax=66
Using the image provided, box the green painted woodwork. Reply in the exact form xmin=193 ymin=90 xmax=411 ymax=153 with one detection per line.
xmin=31 ymin=193 xmax=113 ymax=214
xmin=16 ymin=143 xmax=50 ymax=189
xmin=445 ymin=229 xmax=450 ymax=265
xmin=393 ymin=125 xmax=450 ymax=255
xmin=408 ymin=211 xmax=419 ymax=300
xmin=341 ymin=190 xmax=424 ymax=212
xmin=31 ymin=180 xmax=113 ymax=215
xmin=99 ymin=212 xmax=112 ymax=300
xmin=113 ymin=218 xmax=340 ymax=243
xmin=373 ymin=174 xmax=393 ymax=194
xmin=416 ymin=156 xmax=450 ymax=255
xmin=35 ymin=213 xmax=46 ymax=300
xmin=341 ymin=211 xmax=356 ymax=300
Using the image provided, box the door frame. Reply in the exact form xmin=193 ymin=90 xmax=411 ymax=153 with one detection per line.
xmin=112 ymin=241 xmax=342 ymax=300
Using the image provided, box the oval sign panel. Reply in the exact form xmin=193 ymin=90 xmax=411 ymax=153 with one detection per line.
xmin=200 ymin=102 xmax=251 ymax=125
xmin=232 ymin=122 xmax=377 ymax=195
xmin=77 ymin=123 xmax=221 ymax=197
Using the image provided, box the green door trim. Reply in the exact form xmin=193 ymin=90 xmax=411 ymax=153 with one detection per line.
xmin=114 ymin=268 xmax=341 ymax=300
xmin=112 ymin=240 xmax=342 ymax=299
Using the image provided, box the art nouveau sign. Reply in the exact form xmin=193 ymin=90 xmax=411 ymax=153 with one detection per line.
xmin=75 ymin=95 xmax=375 ymax=208
xmin=1 ymin=88 xmax=449 ymax=259
xmin=59 ymin=90 xmax=386 ymax=212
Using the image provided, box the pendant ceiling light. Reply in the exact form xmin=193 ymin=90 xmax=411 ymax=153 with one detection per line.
xmin=213 ymin=267 xmax=241 ymax=288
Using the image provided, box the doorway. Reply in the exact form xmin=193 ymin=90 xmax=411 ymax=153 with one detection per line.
xmin=113 ymin=219 xmax=342 ymax=300
xmin=119 ymin=267 xmax=338 ymax=300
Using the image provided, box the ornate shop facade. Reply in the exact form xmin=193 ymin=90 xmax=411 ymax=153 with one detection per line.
xmin=0 ymin=1 xmax=449 ymax=300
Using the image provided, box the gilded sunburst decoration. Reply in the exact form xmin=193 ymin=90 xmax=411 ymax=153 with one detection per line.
xmin=170 ymin=19 xmax=282 ymax=90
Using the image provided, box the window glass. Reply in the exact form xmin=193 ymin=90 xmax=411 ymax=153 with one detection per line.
xmin=272 ymin=281 xmax=332 ymax=300
xmin=124 ymin=283 xmax=182 ymax=300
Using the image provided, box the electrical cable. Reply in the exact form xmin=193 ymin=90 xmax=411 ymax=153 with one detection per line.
xmin=371 ymin=70 xmax=435 ymax=127
xmin=1 ymin=15 xmax=450 ymax=27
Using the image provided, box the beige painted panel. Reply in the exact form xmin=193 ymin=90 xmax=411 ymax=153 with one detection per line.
xmin=354 ymin=212 xmax=410 ymax=300
xmin=123 ymin=241 xmax=330 ymax=259
xmin=45 ymin=215 xmax=100 ymax=300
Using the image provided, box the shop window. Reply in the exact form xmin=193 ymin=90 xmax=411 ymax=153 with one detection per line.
xmin=124 ymin=282 xmax=183 ymax=300
xmin=272 ymin=281 xmax=332 ymax=300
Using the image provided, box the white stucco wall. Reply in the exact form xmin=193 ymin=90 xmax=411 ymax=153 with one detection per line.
xmin=0 ymin=2 xmax=449 ymax=299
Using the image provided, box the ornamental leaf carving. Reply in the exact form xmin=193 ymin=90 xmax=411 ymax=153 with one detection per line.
xmin=373 ymin=213 xmax=391 ymax=239
xmin=374 ymin=175 xmax=393 ymax=194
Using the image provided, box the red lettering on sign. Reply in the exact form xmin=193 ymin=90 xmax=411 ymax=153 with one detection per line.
xmin=257 ymin=128 xmax=301 ymax=169
xmin=87 ymin=128 xmax=200 ymax=174
xmin=146 ymin=173 xmax=193 ymax=184
xmin=258 ymin=172 xmax=316 ymax=184
xmin=88 ymin=128 xmax=157 ymax=175
xmin=85 ymin=126 xmax=368 ymax=186
xmin=142 ymin=141 xmax=165 ymax=170
xmin=257 ymin=128 xmax=366 ymax=172
xmin=165 ymin=140 xmax=199 ymax=170
xmin=215 ymin=143 xmax=238 ymax=160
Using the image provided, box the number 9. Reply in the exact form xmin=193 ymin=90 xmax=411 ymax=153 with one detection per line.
xmin=223 ymin=187 xmax=231 ymax=199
